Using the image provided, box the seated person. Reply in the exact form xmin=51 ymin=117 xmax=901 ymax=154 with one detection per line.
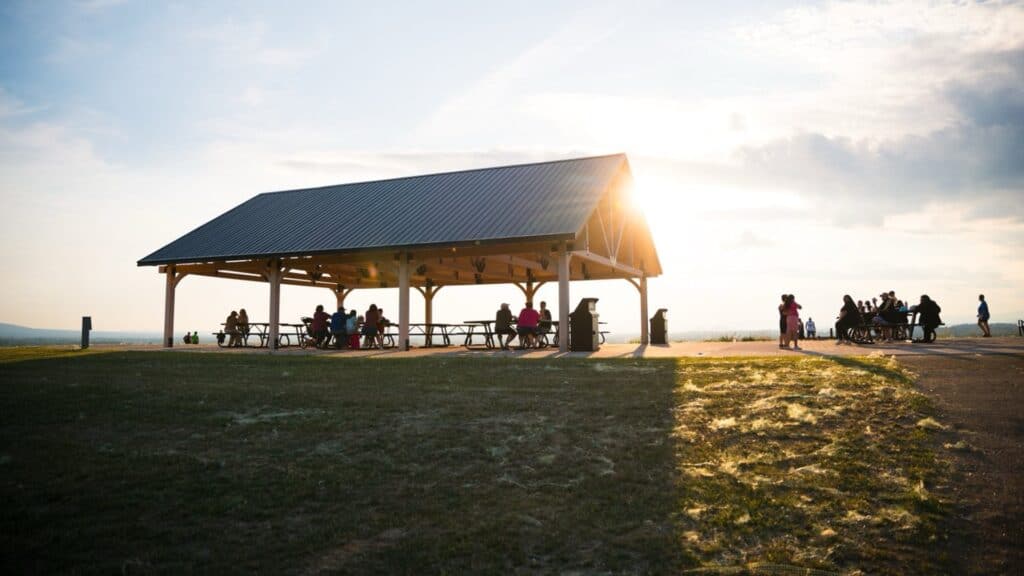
xmin=237 ymin=308 xmax=250 ymax=343
xmin=516 ymin=301 xmax=541 ymax=348
xmin=311 ymin=304 xmax=331 ymax=347
xmin=330 ymin=306 xmax=348 ymax=349
xmin=835 ymin=295 xmax=861 ymax=344
xmin=377 ymin=309 xmax=389 ymax=349
xmin=538 ymin=301 xmax=553 ymax=333
xmin=347 ymin=311 xmax=360 ymax=349
xmin=874 ymin=292 xmax=899 ymax=342
xmin=225 ymin=311 xmax=242 ymax=347
xmin=494 ymin=303 xmax=516 ymax=349
xmin=183 ymin=331 xmax=192 ymax=345
xmin=362 ymin=305 xmax=380 ymax=349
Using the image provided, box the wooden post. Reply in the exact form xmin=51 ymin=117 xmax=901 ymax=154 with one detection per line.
xmin=268 ymin=261 xmax=281 ymax=351
xmin=424 ymin=289 xmax=434 ymax=327
xmin=163 ymin=265 xmax=176 ymax=348
xmin=639 ymin=276 xmax=649 ymax=345
xmin=334 ymin=285 xmax=347 ymax=310
xmin=398 ymin=252 xmax=410 ymax=351
xmin=558 ymin=246 xmax=570 ymax=353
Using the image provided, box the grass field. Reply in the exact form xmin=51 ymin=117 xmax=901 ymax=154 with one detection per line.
xmin=0 ymin=348 xmax=952 ymax=574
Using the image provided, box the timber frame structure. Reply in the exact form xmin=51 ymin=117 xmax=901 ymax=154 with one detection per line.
xmin=140 ymin=154 xmax=662 ymax=352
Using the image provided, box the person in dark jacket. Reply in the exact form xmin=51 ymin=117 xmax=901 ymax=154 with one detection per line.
xmin=835 ymin=295 xmax=861 ymax=345
xmin=495 ymin=303 xmax=516 ymax=350
xmin=330 ymin=306 xmax=348 ymax=349
xmin=917 ymin=295 xmax=942 ymax=343
xmin=310 ymin=305 xmax=331 ymax=348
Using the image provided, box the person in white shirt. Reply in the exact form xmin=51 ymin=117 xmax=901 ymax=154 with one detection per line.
xmin=806 ymin=318 xmax=817 ymax=339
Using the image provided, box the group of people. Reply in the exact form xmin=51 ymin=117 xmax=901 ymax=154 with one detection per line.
xmin=835 ymin=291 xmax=943 ymax=344
xmin=308 ymin=303 xmax=391 ymax=349
xmin=494 ymin=301 xmax=552 ymax=349
xmin=777 ymin=294 xmax=804 ymax=350
xmin=181 ymin=331 xmax=199 ymax=344
xmin=781 ymin=288 xmax=972 ymax=347
xmin=221 ymin=309 xmax=249 ymax=347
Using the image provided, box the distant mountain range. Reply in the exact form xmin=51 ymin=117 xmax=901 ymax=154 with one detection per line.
xmin=0 ymin=323 xmax=162 ymax=346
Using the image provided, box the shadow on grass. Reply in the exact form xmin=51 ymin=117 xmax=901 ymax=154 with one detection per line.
xmin=0 ymin=352 xmax=696 ymax=573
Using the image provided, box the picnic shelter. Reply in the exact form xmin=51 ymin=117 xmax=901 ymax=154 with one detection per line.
xmin=137 ymin=153 xmax=662 ymax=352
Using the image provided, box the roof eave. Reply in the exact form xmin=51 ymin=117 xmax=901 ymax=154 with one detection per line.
xmin=137 ymin=232 xmax=578 ymax=267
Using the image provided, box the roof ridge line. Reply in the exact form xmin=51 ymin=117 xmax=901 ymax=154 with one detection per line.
xmin=255 ymin=153 xmax=627 ymax=196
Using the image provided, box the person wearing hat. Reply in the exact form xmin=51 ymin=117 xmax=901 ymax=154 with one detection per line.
xmin=874 ymin=291 xmax=899 ymax=342
xmin=495 ymin=303 xmax=516 ymax=349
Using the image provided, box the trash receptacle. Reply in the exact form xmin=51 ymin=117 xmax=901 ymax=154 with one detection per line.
xmin=81 ymin=316 xmax=92 ymax=349
xmin=570 ymin=298 xmax=600 ymax=351
xmin=650 ymin=308 xmax=668 ymax=345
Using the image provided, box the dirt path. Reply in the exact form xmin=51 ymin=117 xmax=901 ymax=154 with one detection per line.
xmin=899 ymin=354 xmax=1024 ymax=574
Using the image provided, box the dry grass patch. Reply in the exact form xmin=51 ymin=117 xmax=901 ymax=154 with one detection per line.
xmin=673 ymin=356 xmax=950 ymax=574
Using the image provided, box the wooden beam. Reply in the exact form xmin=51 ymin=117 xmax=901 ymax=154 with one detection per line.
xmin=570 ymin=250 xmax=644 ymax=278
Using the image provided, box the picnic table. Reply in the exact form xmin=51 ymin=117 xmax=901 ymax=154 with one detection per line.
xmin=462 ymin=319 xmax=563 ymax=349
xmin=215 ymin=322 xmax=309 ymax=348
xmin=849 ymin=311 xmax=942 ymax=344
xmin=403 ymin=323 xmax=458 ymax=347
xmin=462 ymin=320 xmax=498 ymax=349
xmin=217 ymin=322 xmax=270 ymax=347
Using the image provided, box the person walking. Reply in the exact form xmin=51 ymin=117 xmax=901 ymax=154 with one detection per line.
xmin=977 ymin=294 xmax=991 ymax=337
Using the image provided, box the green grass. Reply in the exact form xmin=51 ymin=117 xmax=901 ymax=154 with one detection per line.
xmin=0 ymin=350 xmax=951 ymax=574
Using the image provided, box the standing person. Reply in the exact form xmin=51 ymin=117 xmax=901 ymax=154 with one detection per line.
xmin=978 ymin=294 xmax=991 ymax=337
xmin=784 ymin=294 xmax=802 ymax=350
xmin=225 ymin=311 xmax=241 ymax=347
xmin=494 ymin=303 xmax=516 ymax=350
xmin=806 ymin=318 xmax=817 ymax=339
xmin=835 ymin=295 xmax=861 ymax=345
xmin=778 ymin=294 xmax=788 ymax=349
xmin=917 ymin=295 xmax=942 ymax=343
xmin=330 ymin=306 xmax=348 ymax=349
xmin=798 ymin=318 xmax=805 ymax=340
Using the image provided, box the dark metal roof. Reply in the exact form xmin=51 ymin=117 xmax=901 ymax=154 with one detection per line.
xmin=138 ymin=154 xmax=628 ymax=265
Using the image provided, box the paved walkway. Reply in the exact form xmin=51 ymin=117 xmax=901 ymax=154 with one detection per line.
xmin=136 ymin=336 xmax=1024 ymax=359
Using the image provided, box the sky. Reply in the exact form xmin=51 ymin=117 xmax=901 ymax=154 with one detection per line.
xmin=0 ymin=0 xmax=1021 ymax=336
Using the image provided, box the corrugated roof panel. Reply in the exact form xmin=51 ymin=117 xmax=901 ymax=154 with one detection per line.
xmin=138 ymin=154 xmax=627 ymax=265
